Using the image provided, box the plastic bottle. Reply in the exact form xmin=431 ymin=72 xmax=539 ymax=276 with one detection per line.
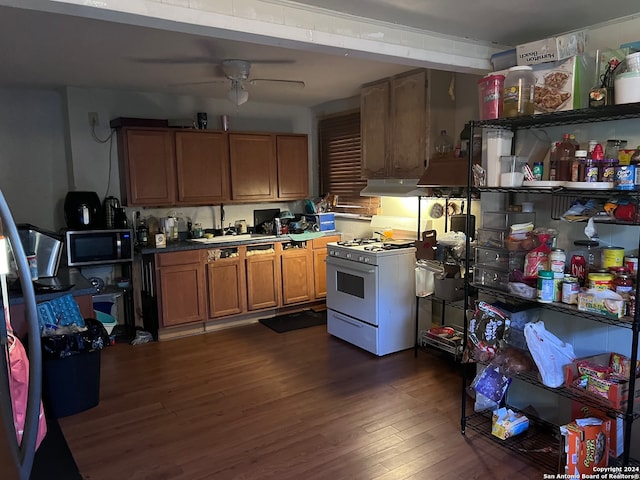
xmin=434 ymin=130 xmax=454 ymax=156
xmin=549 ymin=141 xmax=559 ymax=181
xmin=573 ymin=150 xmax=587 ymax=182
xmin=586 ymin=143 xmax=604 ymax=182
xmin=556 ymin=133 xmax=576 ymax=182
xmin=502 ymin=66 xmax=535 ymax=117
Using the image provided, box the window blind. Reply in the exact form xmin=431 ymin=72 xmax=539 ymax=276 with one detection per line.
xmin=319 ymin=111 xmax=380 ymax=216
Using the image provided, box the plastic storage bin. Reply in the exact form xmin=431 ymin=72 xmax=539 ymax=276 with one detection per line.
xmin=475 ymin=247 xmax=525 ymax=272
xmin=477 ymin=228 xmax=509 ymax=249
xmin=482 ymin=211 xmax=535 ymax=230
xmin=473 ymin=265 xmax=510 ymax=291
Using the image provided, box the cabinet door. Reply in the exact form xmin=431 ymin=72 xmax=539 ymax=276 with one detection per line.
xmin=118 ymin=128 xmax=176 ymax=206
xmin=158 ymin=260 xmax=207 ymax=327
xmin=281 ymin=247 xmax=313 ymax=305
xmin=389 ymin=70 xmax=428 ymax=178
xmin=207 ymin=256 xmax=246 ymax=318
xmin=313 ymin=248 xmax=329 ymax=299
xmin=246 ymin=253 xmax=279 ymax=310
xmin=276 ymin=135 xmax=309 ymax=200
xmin=175 ymin=131 xmax=229 ymax=204
xmin=361 ymin=81 xmax=389 ymax=179
xmin=229 ymin=133 xmax=277 ymax=201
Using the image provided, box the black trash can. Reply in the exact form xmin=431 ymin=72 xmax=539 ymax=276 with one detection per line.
xmin=40 ymin=318 xmax=107 ymax=418
xmin=42 ymin=349 xmax=101 ymax=418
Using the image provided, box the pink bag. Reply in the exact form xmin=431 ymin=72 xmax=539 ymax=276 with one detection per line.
xmin=7 ymin=330 xmax=47 ymax=449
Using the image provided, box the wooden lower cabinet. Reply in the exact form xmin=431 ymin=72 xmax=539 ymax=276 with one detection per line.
xmin=312 ymin=235 xmax=341 ymax=299
xmin=206 ymin=248 xmax=246 ymax=318
xmin=246 ymin=248 xmax=280 ymax=310
xmin=157 ymin=250 xmax=207 ymax=327
xmin=280 ymin=244 xmax=313 ymax=305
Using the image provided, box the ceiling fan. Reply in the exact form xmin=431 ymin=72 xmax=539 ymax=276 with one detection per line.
xmin=142 ymin=56 xmax=305 ymax=106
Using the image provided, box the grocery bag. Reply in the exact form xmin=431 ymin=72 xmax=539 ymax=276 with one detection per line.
xmin=524 ymin=321 xmax=575 ymax=388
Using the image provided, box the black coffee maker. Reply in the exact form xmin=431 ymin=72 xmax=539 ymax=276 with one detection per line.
xmin=64 ymin=191 xmax=103 ymax=229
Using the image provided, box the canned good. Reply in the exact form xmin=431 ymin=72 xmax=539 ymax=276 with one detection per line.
xmin=625 ymin=256 xmax=638 ymax=276
xmin=537 ymin=270 xmax=555 ymax=303
xmin=588 ymin=272 xmax=614 ymax=290
xmin=562 ymin=275 xmax=580 ymax=304
xmin=616 ymin=164 xmax=636 ymax=190
xmin=601 ymin=246 xmax=624 ymax=269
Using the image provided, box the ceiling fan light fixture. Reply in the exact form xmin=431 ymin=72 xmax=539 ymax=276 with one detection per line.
xmin=227 ymin=80 xmax=249 ymax=106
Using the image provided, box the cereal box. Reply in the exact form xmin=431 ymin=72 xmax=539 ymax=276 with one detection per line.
xmin=560 ymin=418 xmax=611 ymax=476
xmin=572 ymin=402 xmax=624 ymax=458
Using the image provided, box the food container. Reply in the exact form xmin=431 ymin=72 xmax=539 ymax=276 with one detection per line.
xmin=626 ymin=51 xmax=640 ymax=73
xmin=482 ymin=211 xmax=535 ymax=230
xmin=477 ymin=74 xmax=505 ymax=120
xmin=499 ymin=155 xmax=527 ymax=187
xmin=485 ymin=130 xmax=514 ymax=187
xmin=615 ymin=72 xmax=640 ymax=104
xmin=601 ymin=246 xmax=624 ymax=269
xmin=473 ymin=265 xmax=510 ymax=291
xmin=477 ymin=228 xmax=509 ymax=249
xmin=475 ymin=246 xmax=525 ymax=272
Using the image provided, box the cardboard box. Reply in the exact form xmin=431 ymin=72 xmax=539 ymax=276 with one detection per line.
xmin=560 ymin=418 xmax=611 ymax=476
xmin=491 ymin=407 xmax=529 ymax=440
xmin=516 ymin=30 xmax=587 ymax=65
xmin=572 ymin=401 xmax=624 ymax=458
xmin=564 ymin=353 xmax=640 ymax=410
xmin=577 ymin=289 xmax=625 ymax=319
xmin=304 ymin=213 xmax=335 ymax=232
xmin=494 ymin=55 xmax=595 ymax=115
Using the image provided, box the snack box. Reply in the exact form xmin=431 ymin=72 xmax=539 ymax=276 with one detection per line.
xmin=304 ymin=213 xmax=335 ymax=231
xmin=572 ymin=401 xmax=624 ymax=458
xmin=560 ymin=417 xmax=611 ymax=476
xmin=494 ymin=55 xmax=595 ymax=114
xmin=516 ymin=30 xmax=587 ymax=65
xmin=577 ymin=288 xmax=625 ymax=319
xmin=564 ymin=353 xmax=640 ymax=410
xmin=491 ymin=407 xmax=529 ymax=440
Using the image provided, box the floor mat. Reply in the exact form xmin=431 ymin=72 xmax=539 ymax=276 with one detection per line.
xmin=259 ymin=309 xmax=327 ymax=333
xmin=30 ymin=415 xmax=82 ymax=480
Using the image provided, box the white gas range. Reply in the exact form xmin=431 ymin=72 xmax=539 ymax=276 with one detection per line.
xmin=325 ymin=238 xmax=416 ymax=356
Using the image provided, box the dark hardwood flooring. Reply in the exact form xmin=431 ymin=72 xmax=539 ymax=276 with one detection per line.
xmin=58 ymin=323 xmax=546 ymax=479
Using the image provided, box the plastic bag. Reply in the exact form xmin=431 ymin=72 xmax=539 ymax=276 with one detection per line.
xmin=464 ymin=301 xmax=510 ymax=363
xmin=7 ymin=328 xmax=47 ymax=449
xmin=524 ymin=321 xmax=576 ymax=388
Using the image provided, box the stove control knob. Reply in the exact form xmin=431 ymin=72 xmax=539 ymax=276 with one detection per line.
xmin=345 ymin=253 xmax=352 ymax=259
xmin=363 ymin=257 xmax=370 ymax=263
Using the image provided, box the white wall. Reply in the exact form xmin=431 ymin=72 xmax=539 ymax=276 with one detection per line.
xmin=0 ymin=89 xmax=69 ymax=230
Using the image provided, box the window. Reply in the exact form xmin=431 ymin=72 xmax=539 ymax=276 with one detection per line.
xmin=319 ymin=111 xmax=380 ymax=216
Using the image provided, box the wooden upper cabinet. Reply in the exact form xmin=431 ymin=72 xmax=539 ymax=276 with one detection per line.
xmin=276 ymin=135 xmax=309 ymax=200
xmin=175 ymin=131 xmax=229 ymax=205
xmin=361 ymin=81 xmax=389 ymax=179
xmin=229 ymin=133 xmax=278 ymax=201
xmin=118 ymin=128 xmax=176 ymax=206
xmin=361 ymin=70 xmax=429 ymax=179
xmin=389 ymin=71 xmax=428 ymax=178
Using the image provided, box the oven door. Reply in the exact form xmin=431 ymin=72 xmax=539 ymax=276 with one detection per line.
xmin=326 ymin=256 xmax=378 ymax=325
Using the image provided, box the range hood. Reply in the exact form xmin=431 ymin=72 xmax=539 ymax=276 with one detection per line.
xmin=417 ymin=154 xmax=469 ymax=187
xmin=360 ymin=179 xmax=428 ymax=197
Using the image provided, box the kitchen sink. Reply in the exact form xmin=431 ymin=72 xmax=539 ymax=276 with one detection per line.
xmin=187 ymin=234 xmax=278 ymax=244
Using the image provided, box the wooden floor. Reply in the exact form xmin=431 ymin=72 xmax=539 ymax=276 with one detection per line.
xmin=58 ymin=323 xmax=546 ymax=480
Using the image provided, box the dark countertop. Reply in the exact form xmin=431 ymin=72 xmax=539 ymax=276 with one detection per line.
xmin=6 ymin=267 xmax=97 ymax=306
xmin=138 ymin=231 xmax=340 ymax=255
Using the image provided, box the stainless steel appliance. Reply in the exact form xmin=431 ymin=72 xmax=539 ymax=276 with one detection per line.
xmin=65 ymin=229 xmax=133 ymax=267
xmin=326 ymin=238 xmax=416 ymax=356
xmin=16 ymin=224 xmax=63 ymax=277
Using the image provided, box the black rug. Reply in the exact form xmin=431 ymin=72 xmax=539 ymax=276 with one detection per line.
xmin=30 ymin=415 xmax=82 ymax=480
xmin=259 ymin=309 xmax=327 ymax=333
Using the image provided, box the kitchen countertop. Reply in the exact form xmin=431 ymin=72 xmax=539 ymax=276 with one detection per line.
xmin=5 ymin=267 xmax=97 ymax=307
xmin=138 ymin=231 xmax=339 ymax=255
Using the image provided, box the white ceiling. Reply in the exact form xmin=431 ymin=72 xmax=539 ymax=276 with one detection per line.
xmin=0 ymin=2 xmax=638 ymax=107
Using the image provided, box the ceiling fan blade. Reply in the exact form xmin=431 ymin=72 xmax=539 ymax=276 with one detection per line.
xmin=128 ymin=56 xmax=216 ymax=65
xmin=168 ymin=79 xmax=227 ymax=87
xmin=249 ymin=79 xmax=305 ymax=88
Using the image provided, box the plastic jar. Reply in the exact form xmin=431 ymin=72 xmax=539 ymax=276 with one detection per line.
xmin=485 ymin=130 xmax=514 ymax=186
xmin=550 ymin=248 xmax=566 ymax=274
xmin=588 ymin=272 xmax=614 ymax=290
xmin=477 ymin=74 xmax=505 ymax=120
xmin=502 ymin=66 xmax=535 ymax=117
xmin=537 ymin=270 xmax=555 ymax=303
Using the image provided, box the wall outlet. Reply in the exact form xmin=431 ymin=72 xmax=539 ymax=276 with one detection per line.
xmin=88 ymin=112 xmax=99 ymax=127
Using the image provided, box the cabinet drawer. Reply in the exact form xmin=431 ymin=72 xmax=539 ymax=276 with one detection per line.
xmin=475 ymin=247 xmax=525 ymax=272
xmin=157 ymin=250 xmax=202 ymax=267
xmin=312 ymin=235 xmax=341 ymax=250
xmin=473 ymin=265 xmax=510 ymax=291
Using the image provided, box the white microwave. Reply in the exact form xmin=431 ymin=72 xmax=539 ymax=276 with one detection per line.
xmin=65 ymin=229 xmax=133 ymax=267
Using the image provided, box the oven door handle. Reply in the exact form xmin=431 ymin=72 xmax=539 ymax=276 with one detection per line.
xmin=326 ymin=257 xmax=376 ymax=275
xmin=332 ymin=312 xmax=363 ymax=328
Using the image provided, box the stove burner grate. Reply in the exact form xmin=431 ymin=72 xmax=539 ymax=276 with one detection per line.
xmin=337 ymin=237 xmax=378 ymax=247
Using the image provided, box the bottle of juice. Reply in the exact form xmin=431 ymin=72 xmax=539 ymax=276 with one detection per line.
xmin=556 ymin=133 xmax=576 ymax=182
